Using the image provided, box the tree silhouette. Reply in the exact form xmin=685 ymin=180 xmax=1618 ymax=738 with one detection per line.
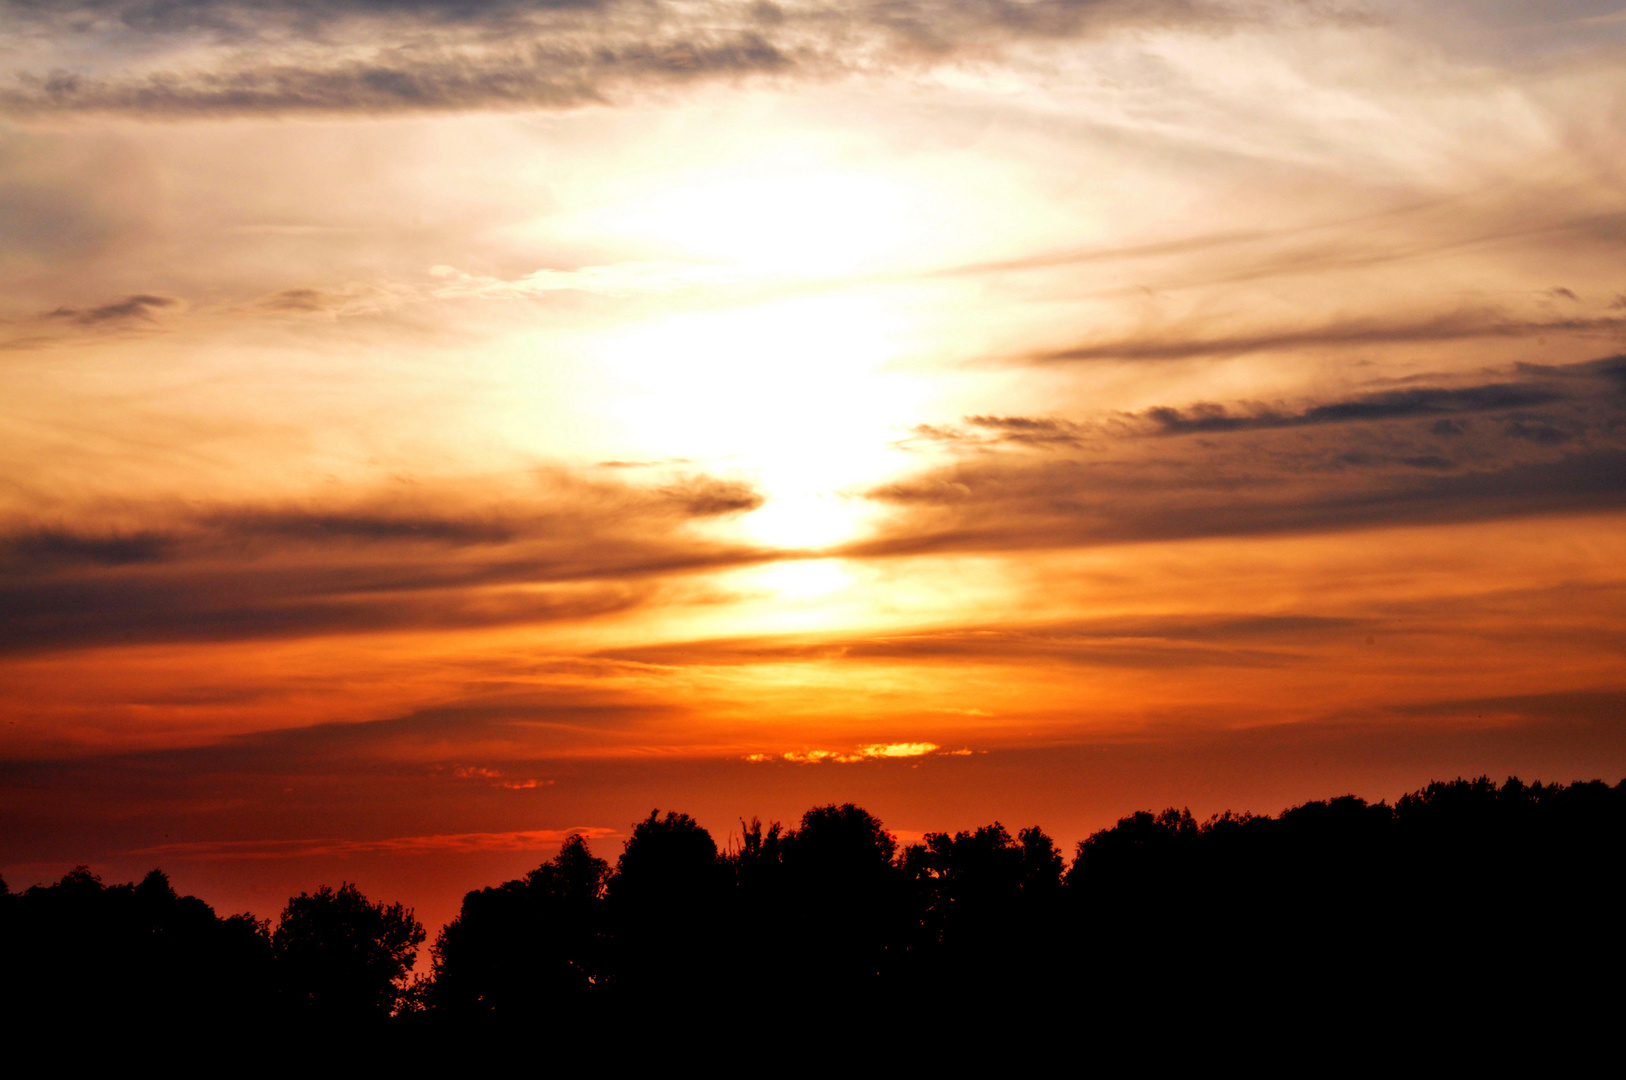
xmin=273 ymin=882 xmax=424 ymax=1023
xmin=430 ymin=834 xmax=609 ymax=1019
xmin=901 ymin=822 xmax=1064 ymax=1005
xmin=780 ymin=803 xmax=905 ymax=1000
xmin=0 ymin=864 xmax=274 ymax=1036
xmin=606 ymin=810 xmax=726 ymax=1002
xmin=6 ymin=775 xmax=1623 ymax=1046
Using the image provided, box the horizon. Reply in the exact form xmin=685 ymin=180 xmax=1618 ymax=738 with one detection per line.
xmin=4 ymin=0 xmax=1626 ymax=940
xmin=13 ymin=770 xmax=1621 ymax=938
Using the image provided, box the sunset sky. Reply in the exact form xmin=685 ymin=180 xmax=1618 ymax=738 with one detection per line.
xmin=4 ymin=0 xmax=1625 ymax=932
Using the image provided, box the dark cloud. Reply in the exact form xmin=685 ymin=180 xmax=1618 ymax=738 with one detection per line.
xmin=44 ymin=293 xmax=177 ymax=326
xmin=180 ymin=691 xmax=671 ymax=770
xmin=598 ymin=612 xmax=1369 ymax=670
xmin=962 ymin=415 xmax=1085 ymax=446
xmin=257 ymin=288 xmax=328 ymax=312
xmin=1022 ymin=309 xmax=1626 ymax=365
xmin=861 ymin=445 xmax=1626 ymax=556
xmin=0 ymin=0 xmax=1267 ymax=41
xmin=200 ymin=509 xmax=518 ymax=545
xmin=0 ymin=574 xmax=651 ymax=652
xmin=0 ymin=0 xmax=1345 ymax=115
xmin=858 ymin=354 xmax=1626 ymax=556
xmin=6 ymin=35 xmax=793 ymax=114
xmin=0 ymin=687 xmax=672 ymax=872
xmin=1140 ymin=381 xmax=1564 ymax=435
xmin=660 ymin=475 xmax=766 ymax=517
xmin=3 ymin=529 xmax=173 ymax=566
xmin=903 ymin=414 xmax=1089 ymax=451
xmin=0 ymin=470 xmax=774 ymax=654
xmin=1501 ymin=418 xmax=1571 ymax=445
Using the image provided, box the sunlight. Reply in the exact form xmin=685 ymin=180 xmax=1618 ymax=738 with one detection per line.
xmin=589 ymin=289 xmax=926 ymax=549
xmin=748 ymin=558 xmax=852 ymax=600
xmin=598 ymin=167 xmax=918 ymax=278
xmin=743 ymin=494 xmax=865 ymax=549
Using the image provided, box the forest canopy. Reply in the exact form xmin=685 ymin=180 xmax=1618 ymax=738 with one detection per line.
xmin=3 ymin=775 xmax=1622 ymax=1045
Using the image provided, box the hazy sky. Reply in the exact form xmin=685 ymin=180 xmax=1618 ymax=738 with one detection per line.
xmin=4 ymin=0 xmax=1625 ymax=930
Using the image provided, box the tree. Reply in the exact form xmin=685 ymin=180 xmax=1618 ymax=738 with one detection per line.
xmin=606 ymin=810 xmax=724 ymax=999
xmin=430 ymin=834 xmax=610 ymax=1017
xmin=0 ymin=865 xmax=274 ymax=1036
xmin=781 ymin=804 xmax=905 ymax=998
xmin=901 ymin=822 xmax=1064 ymax=1000
xmin=273 ymin=882 xmax=424 ymax=1022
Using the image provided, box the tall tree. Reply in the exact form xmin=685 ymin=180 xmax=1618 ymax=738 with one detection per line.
xmin=430 ymin=834 xmax=610 ymax=1018
xmin=607 ymin=810 xmax=725 ymax=1002
xmin=273 ymin=882 xmax=424 ymax=1023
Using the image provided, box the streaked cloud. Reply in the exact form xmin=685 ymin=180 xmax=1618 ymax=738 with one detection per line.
xmin=863 ymin=355 xmax=1626 ymax=555
xmin=752 ymin=741 xmax=941 ymax=762
xmin=3 ymin=0 xmax=1625 ymax=942
xmin=132 ymin=826 xmax=617 ymax=860
xmin=1020 ymin=311 xmax=1626 ymax=366
xmin=0 ymin=0 xmax=1335 ymax=116
xmin=45 ymin=293 xmax=179 ymax=326
xmin=0 ymin=470 xmax=769 ymax=653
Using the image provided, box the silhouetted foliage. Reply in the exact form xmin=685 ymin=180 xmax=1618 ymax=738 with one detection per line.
xmin=778 ymin=803 xmax=907 ymax=1000
xmin=273 ymin=882 xmax=425 ymax=1023
xmin=5 ymin=774 xmax=1622 ymax=1048
xmin=1054 ymin=776 xmax=1626 ymax=1037
xmin=0 ymin=865 xmax=275 ymax=1038
xmin=606 ymin=810 xmax=727 ymax=1003
xmin=903 ymin=822 xmax=1064 ymax=1001
xmin=431 ymin=834 xmax=609 ymax=1019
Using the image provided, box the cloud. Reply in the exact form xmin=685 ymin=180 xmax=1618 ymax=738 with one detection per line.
xmin=1138 ymin=381 xmax=1565 ymax=435
xmin=1020 ymin=309 xmax=1626 ymax=365
xmin=0 ymin=0 xmax=1346 ymax=116
xmin=44 ymin=293 xmax=178 ymax=326
xmin=601 ymin=612 xmax=1366 ymax=670
xmin=858 ymin=354 xmax=1626 ymax=556
xmin=0 ymin=469 xmax=774 ymax=654
xmin=755 ymin=741 xmax=942 ymax=763
xmin=428 ymin=262 xmax=740 ymax=298
xmin=661 ymin=475 xmax=767 ymax=517
xmin=3 ymin=529 xmax=173 ymax=567
xmin=131 ymin=826 xmax=617 ymax=860
xmin=253 ymin=284 xmax=410 ymax=317
xmin=897 ymin=415 xmax=1091 ymax=453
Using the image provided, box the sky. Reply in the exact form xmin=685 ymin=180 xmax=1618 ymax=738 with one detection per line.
xmin=3 ymin=0 xmax=1626 ymax=933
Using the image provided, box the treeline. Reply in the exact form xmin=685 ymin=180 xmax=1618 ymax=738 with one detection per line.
xmin=4 ymin=775 xmax=1623 ymax=1042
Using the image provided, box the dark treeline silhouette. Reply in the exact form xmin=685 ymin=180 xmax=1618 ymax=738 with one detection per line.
xmin=4 ymin=775 xmax=1623 ymax=1050
xmin=0 ymin=868 xmax=423 ymax=1047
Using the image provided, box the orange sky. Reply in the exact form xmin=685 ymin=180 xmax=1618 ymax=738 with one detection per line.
xmin=3 ymin=0 xmax=1626 ymax=935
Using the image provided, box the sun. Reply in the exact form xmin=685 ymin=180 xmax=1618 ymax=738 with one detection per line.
xmin=599 ymin=165 xmax=918 ymax=278
xmin=750 ymin=558 xmax=853 ymax=600
xmin=742 ymin=492 xmax=865 ymax=550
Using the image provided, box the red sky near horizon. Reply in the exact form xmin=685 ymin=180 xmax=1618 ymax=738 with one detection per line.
xmin=3 ymin=0 xmax=1626 ymax=938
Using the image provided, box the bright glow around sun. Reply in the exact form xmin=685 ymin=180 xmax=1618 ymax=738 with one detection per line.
xmin=581 ymin=287 xmax=928 ymax=552
xmin=595 ymin=292 xmax=914 ymax=452
xmin=752 ymin=558 xmax=852 ymax=600
xmin=598 ymin=167 xmax=919 ymax=277
xmin=743 ymin=493 xmax=865 ymax=549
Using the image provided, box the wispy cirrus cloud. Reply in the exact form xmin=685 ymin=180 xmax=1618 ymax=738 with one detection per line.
xmin=44 ymin=293 xmax=179 ymax=326
xmin=1019 ymin=310 xmax=1626 ymax=366
xmin=0 ymin=0 xmax=1355 ymax=116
